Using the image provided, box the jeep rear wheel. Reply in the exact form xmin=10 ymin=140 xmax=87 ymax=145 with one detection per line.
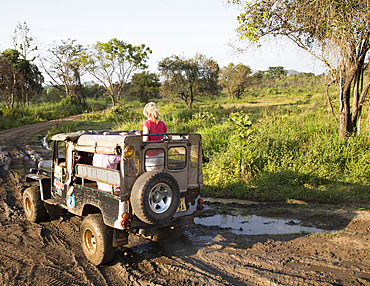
xmin=80 ymin=214 xmax=116 ymax=266
xmin=131 ymin=171 xmax=180 ymax=225
xmin=23 ymin=186 xmax=48 ymax=223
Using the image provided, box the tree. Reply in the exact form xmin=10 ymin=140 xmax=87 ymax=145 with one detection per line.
xmin=232 ymin=0 xmax=370 ymax=138
xmin=128 ymin=72 xmax=160 ymax=102
xmin=0 ymin=54 xmax=16 ymax=108
xmin=82 ymin=38 xmax=152 ymax=106
xmin=266 ymin=66 xmax=287 ymax=79
xmin=82 ymin=82 xmax=107 ymax=99
xmin=12 ymin=21 xmax=40 ymax=105
xmin=19 ymin=57 xmax=44 ymax=105
xmin=219 ymin=63 xmax=252 ymax=99
xmin=42 ymin=39 xmax=85 ymax=104
xmin=0 ymin=49 xmax=43 ymax=108
xmin=12 ymin=21 xmax=37 ymax=61
xmin=158 ymin=54 xmax=220 ymax=109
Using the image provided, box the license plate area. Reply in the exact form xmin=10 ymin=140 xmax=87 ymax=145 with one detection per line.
xmin=177 ymin=197 xmax=186 ymax=212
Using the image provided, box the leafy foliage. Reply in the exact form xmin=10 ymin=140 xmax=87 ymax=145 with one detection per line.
xmin=219 ymin=63 xmax=252 ymax=98
xmin=81 ymin=38 xmax=152 ymax=106
xmin=228 ymin=111 xmax=252 ymax=141
xmin=158 ymin=54 xmax=220 ymax=108
xmin=0 ymin=49 xmax=43 ymax=108
xmin=127 ymin=71 xmax=160 ymax=102
xmin=42 ymin=39 xmax=85 ymax=105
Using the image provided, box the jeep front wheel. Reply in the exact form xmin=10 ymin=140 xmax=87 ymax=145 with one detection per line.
xmin=23 ymin=186 xmax=48 ymax=223
xmin=80 ymin=214 xmax=116 ymax=266
xmin=131 ymin=171 xmax=180 ymax=225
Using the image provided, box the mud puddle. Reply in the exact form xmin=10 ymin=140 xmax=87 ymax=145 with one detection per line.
xmin=198 ymin=197 xmax=335 ymax=235
xmin=42 ymin=135 xmax=52 ymax=150
xmin=195 ymin=213 xmax=332 ymax=235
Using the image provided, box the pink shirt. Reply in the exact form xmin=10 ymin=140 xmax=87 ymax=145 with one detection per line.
xmin=142 ymin=120 xmax=168 ymax=141
xmin=143 ymin=119 xmax=168 ymax=158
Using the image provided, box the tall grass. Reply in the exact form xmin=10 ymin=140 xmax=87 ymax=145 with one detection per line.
xmin=29 ymin=80 xmax=370 ymax=205
xmin=0 ymin=98 xmax=106 ymax=131
xmin=201 ymin=93 xmax=370 ymax=204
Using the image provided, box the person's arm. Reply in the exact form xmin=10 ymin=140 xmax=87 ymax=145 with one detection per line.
xmin=143 ymin=125 xmax=150 ymax=142
xmin=164 ymin=123 xmax=172 ymax=139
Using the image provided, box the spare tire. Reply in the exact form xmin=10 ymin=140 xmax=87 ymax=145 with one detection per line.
xmin=131 ymin=171 xmax=180 ymax=225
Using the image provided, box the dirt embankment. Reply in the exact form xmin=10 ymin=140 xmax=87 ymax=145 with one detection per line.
xmin=0 ymin=118 xmax=369 ymax=286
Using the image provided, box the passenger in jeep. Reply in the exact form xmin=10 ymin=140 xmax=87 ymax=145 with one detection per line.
xmin=59 ymin=152 xmax=82 ymax=168
xmin=142 ymin=102 xmax=169 ymax=170
xmin=92 ymin=153 xmax=120 ymax=194
xmin=142 ymin=102 xmax=168 ymax=142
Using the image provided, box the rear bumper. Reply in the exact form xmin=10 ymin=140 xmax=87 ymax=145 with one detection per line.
xmin=136 ymin=213 xmax=195 ymax=237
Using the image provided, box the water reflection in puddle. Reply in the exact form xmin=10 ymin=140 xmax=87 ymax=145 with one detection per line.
xmin=195 ymin=214 xmax=332 ymax=235
xmin=42 ymin=135 xmax=52 ymax=151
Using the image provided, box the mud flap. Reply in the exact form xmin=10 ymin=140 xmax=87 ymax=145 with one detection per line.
xmin=44 ymin=203 xmax=61 ymax=219
xmin=113 ymin=229 xmax=129 ymax=247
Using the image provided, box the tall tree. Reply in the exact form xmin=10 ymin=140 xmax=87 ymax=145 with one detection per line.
xmin=128 ymin=71 xmax=160 ymax=102
xmin=82 ymin=38 xmax=152 ymax=106
xmin=0 ymin=54 xmax=16 ymax=108
xmin=0 ymin=49 xmax=43 ymax=108
xmin=232 ymin=0 xmax=370 ymax=138
xmin=42 ymin=39 xmax=85 ymax=104
xmin=219 ymin=63 xmax=252 ymax=99
xmin=12 ymin=21 xmax=40 ymax=104
xmin=12 ymin=21 xmax=38 ymax=61
xmin=158 ymin=54 xmax=220 ymax=109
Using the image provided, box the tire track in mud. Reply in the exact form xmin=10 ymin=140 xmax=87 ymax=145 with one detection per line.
xmin=0 ymin=117 xmax=112 ymax=286
xmin=0 ymin=148 xmax=107 ymax=286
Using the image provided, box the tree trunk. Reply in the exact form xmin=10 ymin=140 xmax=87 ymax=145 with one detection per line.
xmin=336 ymin=58 xmax=368 ymax=138
xmin=110 ymin=93 xmax=116 ymax=107
xmin=338 ymin=83 xmax=352 ymax=139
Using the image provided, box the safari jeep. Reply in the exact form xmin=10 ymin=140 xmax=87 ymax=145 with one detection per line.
xmin=24 ymin=130 xmax=204 ymax=265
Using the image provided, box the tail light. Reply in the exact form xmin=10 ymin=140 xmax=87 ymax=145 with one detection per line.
xmin=197 ymin=198 xmax=204 ymax=210
xmin=121 ymin=213 xmax=130 ymax=228
xmin=121 ymin=220 xmax=130 ymax=227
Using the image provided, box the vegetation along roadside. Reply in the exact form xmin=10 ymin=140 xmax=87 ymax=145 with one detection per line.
xmin=38 ymin=73 xmax=369 ymax=208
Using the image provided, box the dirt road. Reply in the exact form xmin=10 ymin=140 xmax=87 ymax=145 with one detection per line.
xmin=0 ymin=118 xmax=369 ymax=285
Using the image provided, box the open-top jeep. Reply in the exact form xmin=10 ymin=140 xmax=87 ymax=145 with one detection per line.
xmin=24 ymin=130 xmax=204 ymax=265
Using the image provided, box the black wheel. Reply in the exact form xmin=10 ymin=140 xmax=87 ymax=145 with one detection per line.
xmin=153 ymin=226 xmax=184 ymax=243
xmin=80 ymin=214 xmax=116 ymax=266
xmin=131 ymin=171 xmax=180 ymax=225
xmin=23 ymin=186 xmax=48 ymax=223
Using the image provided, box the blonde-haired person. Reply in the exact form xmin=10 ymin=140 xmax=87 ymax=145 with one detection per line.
xmin=142 ymin=102 xmax=168 ymax=142
xmin=142 ymin=102 xmax=169 ymax=170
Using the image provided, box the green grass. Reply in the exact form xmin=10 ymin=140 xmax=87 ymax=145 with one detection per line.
xmin=9 ymin=77 xmax=369 ymax=206
xmin=199 ymin=90 xmax=370 ymax=205
xmin=0 ymin=98 xmax=106 ymax=131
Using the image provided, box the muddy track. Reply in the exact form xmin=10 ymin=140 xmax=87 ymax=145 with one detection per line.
xmin=0 ymin=117 xmax=369 ymax=285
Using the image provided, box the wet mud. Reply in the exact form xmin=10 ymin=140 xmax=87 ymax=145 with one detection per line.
xmin=0 ymin=119 xmax=369 ymax=285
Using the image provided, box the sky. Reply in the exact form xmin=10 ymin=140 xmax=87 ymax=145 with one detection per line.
xmin=0 ymin=0 xmax=326 ymax=78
